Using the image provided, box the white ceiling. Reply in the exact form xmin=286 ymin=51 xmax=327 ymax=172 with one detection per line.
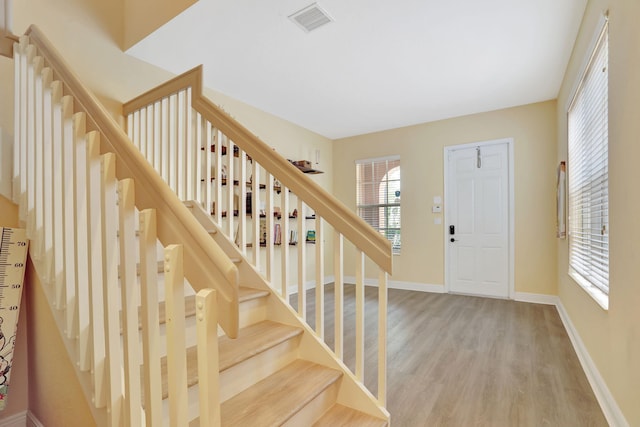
xmin=126 ymin=0 xmax=587 ymax=139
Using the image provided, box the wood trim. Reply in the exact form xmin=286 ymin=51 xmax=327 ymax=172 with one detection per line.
xmin=123 ymin=65 xmax=202 ymax=115
xmin=0 ymin=34 xmax=17 ymax=58
xmin=123 ymin=66 xmax=392 ymax=273
xmin=24 ymin=25 xmax=240 ymax=337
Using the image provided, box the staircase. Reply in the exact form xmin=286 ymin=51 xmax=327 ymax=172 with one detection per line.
xmin=11 ymin=25 xmax=391 ymax=426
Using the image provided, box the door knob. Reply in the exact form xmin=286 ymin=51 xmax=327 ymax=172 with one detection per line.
xmin=450 ymin=238 xmax=456 ymax=243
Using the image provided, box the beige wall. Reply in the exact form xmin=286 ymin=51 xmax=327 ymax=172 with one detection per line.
xmin=333 ymin=101 xmax=558 ymax=295
xmin=123 ymin=0 xmax=196 ymax=50
xmin=556 ymin=0 xmax=640 ymax=424
xmin=26 ymin=262 xmax=96 ymax=426
xmin=0 ymin=196 xmax=28 ymax=421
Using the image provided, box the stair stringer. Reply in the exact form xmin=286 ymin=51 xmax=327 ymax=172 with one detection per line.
xmin=187 ymin=201 xmax=390 ymax=422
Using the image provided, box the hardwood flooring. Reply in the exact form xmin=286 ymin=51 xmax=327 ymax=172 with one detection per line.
xmin=290 ymin=286 xmax=607 ymax=427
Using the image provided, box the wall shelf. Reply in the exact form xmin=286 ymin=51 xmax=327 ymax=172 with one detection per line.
xmin=288 ymin=160 xmax=323 ymax=174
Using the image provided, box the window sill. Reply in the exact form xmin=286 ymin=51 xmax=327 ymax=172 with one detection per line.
xmin=568 ymin=269 xmax=609 ymax=311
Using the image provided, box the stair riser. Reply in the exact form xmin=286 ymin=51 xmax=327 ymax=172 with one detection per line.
xmin=283 ymin=380 xmax=340 ymax=427
xmin=220 ymin=336 xmax=301 ymax=403
xmin=238 ymin=297 xmax=268 ymax=329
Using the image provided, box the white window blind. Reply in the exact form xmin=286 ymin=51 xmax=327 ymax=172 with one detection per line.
xmin=356 ymin=156 xmax=401 ymax=255
xmin=567 ymin=20 xmax=609 ymax=295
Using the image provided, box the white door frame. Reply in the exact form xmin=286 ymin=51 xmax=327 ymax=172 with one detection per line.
xmin=443 ymin=138 xmax=515 ymax=299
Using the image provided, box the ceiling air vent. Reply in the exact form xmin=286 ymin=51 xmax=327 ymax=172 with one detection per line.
xmin=289 ymin=3 xmax=334 ymax=33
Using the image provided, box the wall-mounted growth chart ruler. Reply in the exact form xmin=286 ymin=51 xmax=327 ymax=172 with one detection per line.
xmin=0 ymin=227 xmax=28 ymax=411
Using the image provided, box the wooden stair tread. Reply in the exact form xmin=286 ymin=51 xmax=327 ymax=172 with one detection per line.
xmin=238 ymin=286 xmax=270 ymax=302
xmin=157 ymin=320 xmax=301 ymax=399
xmin=218 ymin=320 xmax=303 ymax=372
xmin=220 ymin=359 xmax=342 ymax=426
xmin=314 ymin=404 xmax=388 ymax=427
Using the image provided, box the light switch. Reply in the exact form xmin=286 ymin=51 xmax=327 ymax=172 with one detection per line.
xmin=433 ymin=196 xmax=442 ymax=204
xmin=432 ymin=205 xmax=442 ymax=213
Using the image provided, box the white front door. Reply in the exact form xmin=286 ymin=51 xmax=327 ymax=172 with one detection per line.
xmin=445 ymin=141 xmax=511 ymax=298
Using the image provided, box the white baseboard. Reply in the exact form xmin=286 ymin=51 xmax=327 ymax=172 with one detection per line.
xmin=0 ymin=411 xmax=27 ymax=427
xmin=0 ymin=410 xmax=42 ymax=427
xmin=555 ymin=301 xmax=629 ymax=427
xmin=513 ymin=292 xmax=558 ymax=305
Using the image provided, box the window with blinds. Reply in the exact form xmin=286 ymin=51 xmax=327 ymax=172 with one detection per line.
xmin=356 ymin=156 xmax=401 ymax=255
xmin=567 ymin=19 xmax=609 ymax=296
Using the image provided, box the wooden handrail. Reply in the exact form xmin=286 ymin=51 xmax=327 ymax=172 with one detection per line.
xmin=123 ymin=66 xmax=393 ymax=274
xmin=25 ymin=25 xmax=240 ymax=337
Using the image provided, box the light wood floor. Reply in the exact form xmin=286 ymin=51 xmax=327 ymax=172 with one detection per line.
xmin=291 ymin=285 xmax=608 ymax=427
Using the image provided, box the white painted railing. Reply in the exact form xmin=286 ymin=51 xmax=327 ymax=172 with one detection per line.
xmin=13 ymin=29 xmax=223 ymax=426
xmin=124 ymin=66 xmax=391 ymax=405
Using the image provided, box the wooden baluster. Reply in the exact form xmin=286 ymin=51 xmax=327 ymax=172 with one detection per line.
xmin=73 ymin=112 xmax=91 ymax=372
xmin=33 ymin=56 xmax=44 ymax=260
xmin=87 ymin=131 xmax=106 ymax=408
xmin=196 ymin=289 xmax=221 ymax=427
xmin=378 ymin=270 xmax=388 ymax=407
xmin=41 ymin=67 xmax=54 ymax=283
xmin=101 ymin=153 xmax=123 ymax=427
xmin=139 ymin=107 xmax=147 ymax=160
xmin=118 ymin=178 xmax=142 ymax=426
xmin=265 ymin=173 xmax=274 ymax=280
xmin=153 ymin=100 xmax=161 ymax=173
xmin=26 ymin=50 xmax=41 ymax=238
xmin=146 ymin=103 xmax=154 ymax=168
xmin=168 ymin=93 xmax=178 ymax=194
xmin=17 ymin=41 xmax=30 ymax=215
xmin=225 ymin=137 xmax=234 ymax=237
xmin=139 ymin=209 xmax=162 ymax=427
xmin=185 ymin=89 xmax=194 ymax=200
xmin=355 ymin=249 xmax=365 ymax=382
xmin=50 ymin=81 xmax=65 ymax=310
xmin=131 ymin=109 xmax=140 ymax=152
xmin=61 ymin=95 xmax=76 ymax=339
xmin=334 ymin=231 xmax=344 ymax=360
xmin=195 ymin=111 xmax=203 ymax=205
xmin=204 ymin=120 xmax=212 ymax=213
xmin=213 ymin=129 xmax=222 ymax=224
xmin=177 ymin=90 xmax=186 ymax=200
xmin=12 ymin=37 xmax=24 ymax=202
xmin=297 ymin=198 xmax=306 ymax=318
xmin=280 ymin=185 xmax=289 ymax=299
xmin=161 ymin=97 xmax=169 ymax=185
xmin=315 ymin=216 xmax=324 ymax=339
xmin=251 ymin=162 xmax=260 ymax=267
xmin=238 ymin=149 xmax=247 ymax=254
xmin=164 ymin=244 xmax=189 ymax=427
xmin=126 ymin=113 xmax=133 ymax=141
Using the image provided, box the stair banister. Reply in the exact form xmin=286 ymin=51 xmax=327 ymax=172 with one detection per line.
xmin=124 ymin=65 xmax=393 ymax=408
xmin=24 ymin=25 xmax=241 ymax=337
xmin=123 ymin=66 xmax=393 ymax=275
